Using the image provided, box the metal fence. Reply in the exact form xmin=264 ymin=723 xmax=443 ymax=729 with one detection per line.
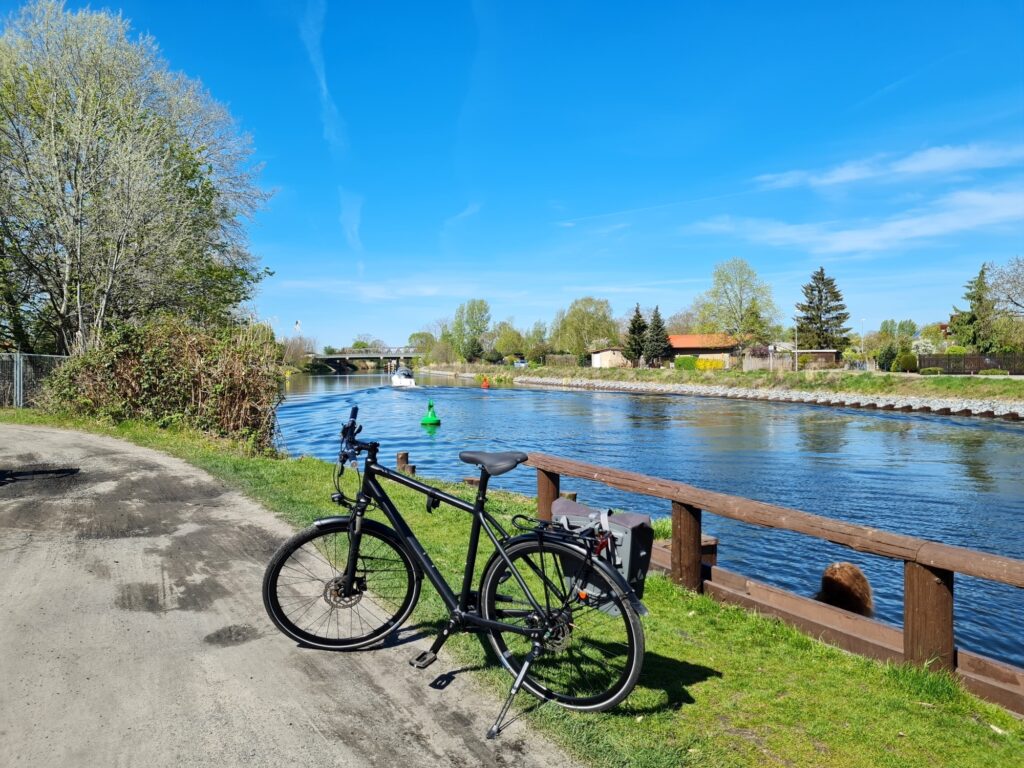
xmin=0 ymin=353 xmax=68 ymax=407
xmin=918 ymin=353 xmax=1024 ymax=375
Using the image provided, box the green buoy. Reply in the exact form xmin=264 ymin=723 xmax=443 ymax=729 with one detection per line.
xmin=421 ymin=399 xmax=441 ymax=427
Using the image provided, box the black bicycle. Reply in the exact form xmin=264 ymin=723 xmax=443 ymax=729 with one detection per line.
xmin=262 ymin=407 xmax=646 ymax=737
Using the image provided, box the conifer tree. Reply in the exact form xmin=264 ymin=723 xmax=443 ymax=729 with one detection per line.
xmin=794 ymin=267 xmax=851 ymax=351
xmin=950 ymin=265 xmax=998 ymax=352
xmin=642 ymin=305 xmax=670 ymax=367
xmin=624 ymin=303 xmax=647 ymax=367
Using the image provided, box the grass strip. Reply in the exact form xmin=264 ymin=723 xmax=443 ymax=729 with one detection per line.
xmin=3 ymin=408 xmax=1022 ymax=768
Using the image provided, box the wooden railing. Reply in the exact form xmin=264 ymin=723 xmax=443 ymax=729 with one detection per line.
xmin=527 ymin=452 xmax=1024 ymax=713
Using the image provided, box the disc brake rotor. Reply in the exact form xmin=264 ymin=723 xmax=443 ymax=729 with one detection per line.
xmin=323 ymin=574 xmax=363 ymax=608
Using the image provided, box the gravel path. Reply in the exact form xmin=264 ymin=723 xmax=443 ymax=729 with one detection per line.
xmin=516 ymin=376 xmax=1024 ymax=420
xmin=0 ymin=424 xmax=580 ymax=768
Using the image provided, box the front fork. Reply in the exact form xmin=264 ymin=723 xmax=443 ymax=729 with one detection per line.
xmin=340 ymin=496 xmax=369 ymax=596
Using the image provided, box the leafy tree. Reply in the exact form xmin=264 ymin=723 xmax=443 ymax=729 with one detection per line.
xmin=878 ymin=319 xmax=918 ymax=354
xmin=642 ymin=306 xmax=670 ymax=367
xmin=550 ymin=297 xmax=618 ymax=357
xmin=0 ymin=1 xmax=267 ymax=353
xmin=322 ymin=345 xmax=340 ymax=355
xmin=949 ymin=266 xmax=997 ymax=352
xmin=523 ymin=321 xmax=550 ymax=363
xmin=407 ymin=331 xmax=436 ymax=353
xmin=794 ymin=267 xmax=851 ymax=351
xmin=351 ymin=334 xmax=385 ymax=349
xmin=693 ymin=258 xmax=780 ymax=342
xmin=493 ymin=320 xmax=524 ymax=358
xmin=623 ymin=304 xmax=647 ymax=367
xmin=451 ymin=299 xmax=491 ymax=360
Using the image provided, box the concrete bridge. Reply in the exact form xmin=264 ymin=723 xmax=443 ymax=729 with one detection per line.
xmin=310 ymin=347 xmax=418 ymax=373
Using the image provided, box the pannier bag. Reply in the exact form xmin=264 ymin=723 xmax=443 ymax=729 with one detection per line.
xmin=549 ymin=498 xmax=654 ymax=602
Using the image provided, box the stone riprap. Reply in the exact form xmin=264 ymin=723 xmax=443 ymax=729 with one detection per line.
xmin=515 ymin=376 xmax=1024 ymax=421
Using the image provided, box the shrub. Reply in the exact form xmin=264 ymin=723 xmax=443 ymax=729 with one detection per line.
xmin=891 ymin=352 xmax=919 ymax=373
xmin=978 ymin=369 xmax=1009 ymax=376
xmin=875 ymin=343 xmax=898 ymax=373
xmin=674 ymin=355 xmax=697 ymax=371
xmin=945 ymin=345 xmax=968 ymax=355
xmin=797 ymin=354 xmax=812 ymax=368
xmin=696 ymin=358 xmax=724 ymax=371
xmin=919 ymin=367 xmax=942 ymax=376
xmin=41 ymin=317 xmax=282 ymax=452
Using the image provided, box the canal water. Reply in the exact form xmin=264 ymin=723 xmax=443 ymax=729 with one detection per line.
xmin=277 ymin=373 xmax=1024 ymax=668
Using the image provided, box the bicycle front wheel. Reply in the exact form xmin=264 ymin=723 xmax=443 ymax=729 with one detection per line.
xmin=262 ymin=518 xmax=420 ymax=650
xmin=480 ymin=536 xmax=644 ymax=711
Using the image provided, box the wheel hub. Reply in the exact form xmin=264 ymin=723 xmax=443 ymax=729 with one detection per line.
xmin=323 ymin=574 xmax=363 ymax=608
xmin=541 ymin=610 xmax=574 ymax=652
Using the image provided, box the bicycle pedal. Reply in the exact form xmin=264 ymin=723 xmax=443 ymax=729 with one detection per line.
xmin=410 ymin=650 xmax=437 ymax=669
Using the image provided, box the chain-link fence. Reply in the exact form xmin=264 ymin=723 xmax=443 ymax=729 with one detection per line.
xmin=0 ymin=353 xmax=67 ymax=407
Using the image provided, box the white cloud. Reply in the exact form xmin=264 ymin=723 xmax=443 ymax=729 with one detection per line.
xmin=299 ymin=0 xmax=344 ymax=152
xmin=338 ymin=188 xmax=363 ymax=251
xmin=757 ymin=144 xmax=1024 ymax=189
xmin=699 ymin=186 xmax=1024 ymax=254
xmin=444 ymin=201 xmax=482 ymax=228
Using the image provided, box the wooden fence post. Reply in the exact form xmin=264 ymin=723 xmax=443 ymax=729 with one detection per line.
xmin=536 ymin=470 xmax=560 ymax=521
xmin=904 ymin=561 xmax=955 ymax=671
xmin=672 ymin=502 xmax=703 ymax=591
xmin=396 ymin=452 xmax=409 ymax=473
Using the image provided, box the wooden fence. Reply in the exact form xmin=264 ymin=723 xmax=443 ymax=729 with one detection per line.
xmin=527 ymin=452 xmax=1024 ymax=714
xmin=918 ymin=353 xmax=1024 ymax=375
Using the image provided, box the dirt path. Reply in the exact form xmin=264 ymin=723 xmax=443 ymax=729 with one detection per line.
xmin=0 ymin=424 xmax=579 ymax=768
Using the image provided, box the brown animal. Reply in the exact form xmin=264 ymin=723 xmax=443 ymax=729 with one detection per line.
xmin=815 ymin=562 xmax=874 ymax=617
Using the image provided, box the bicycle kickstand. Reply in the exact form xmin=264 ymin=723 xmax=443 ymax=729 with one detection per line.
xmin=487 ymin=642 xmax=541 ymax=740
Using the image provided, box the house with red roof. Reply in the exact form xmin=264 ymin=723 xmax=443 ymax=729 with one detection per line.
xmin=667 ymin=334 xmax=739 ymax=356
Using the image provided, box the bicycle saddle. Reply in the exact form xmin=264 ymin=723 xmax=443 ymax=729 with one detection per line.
xmin=459 ymin=451 xmax=529 ymax=477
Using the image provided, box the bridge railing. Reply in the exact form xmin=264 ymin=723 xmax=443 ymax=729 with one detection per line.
xmin=527 ymin=451 xmax=1024 ymax=714
xmin=313 ymin=347 xmax=418 ymax=358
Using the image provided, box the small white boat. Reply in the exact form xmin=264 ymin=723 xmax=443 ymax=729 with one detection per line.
xmin=391 ymin=366 xmax=415 ymax=387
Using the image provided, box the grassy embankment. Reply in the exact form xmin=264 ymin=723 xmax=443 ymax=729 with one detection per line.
xmin=432 ymin=364 xmax=1024 ymax=402
xmin=3 ymin=408 xmax=1022 ymax=768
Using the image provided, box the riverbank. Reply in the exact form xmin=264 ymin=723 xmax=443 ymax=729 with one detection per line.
xmin=424 ymin=365 xmax=1024 ymax=420
xmin=3 ymin=407 xmax=1021 ymax=768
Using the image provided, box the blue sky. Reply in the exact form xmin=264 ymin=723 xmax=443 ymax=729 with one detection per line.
xmin=9 ymin=1 xmax=1024 ymax=346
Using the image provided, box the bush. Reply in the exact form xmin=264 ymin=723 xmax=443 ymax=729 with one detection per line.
xmin=920 ymin=367 xmax=942 ymax=376
xmin=41 ymin=317 xmax=282 ymax=452
xmin=945 ymin=346 xmax=968 ymax=355
xmin=797 ymin=354 xmax=812 ymax=368
xmin=674 ymin=355 xmax=697 ymax=371
xmin=891 ymin=352 xmax=919 ymax=373
xmin=978 ymin=369 xmax=1009 ymax=376
xmin=875 ymin=343 xmax=898 ymax=373
xmin=696 ymin=358 xmax=724 ymax=371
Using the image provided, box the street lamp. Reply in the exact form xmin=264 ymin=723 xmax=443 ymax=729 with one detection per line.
xmin=861 ymin=318 xmax=866 ymax=369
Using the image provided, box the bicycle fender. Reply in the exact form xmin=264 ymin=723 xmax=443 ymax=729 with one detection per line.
xmin=313 ymin=516 xmax=351 ymax=528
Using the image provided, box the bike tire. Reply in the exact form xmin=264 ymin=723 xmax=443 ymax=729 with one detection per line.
xmin=263 ymin=517 xmax=420 ymax=650
xmin=479 ymin=535 xmax=644 ymax=711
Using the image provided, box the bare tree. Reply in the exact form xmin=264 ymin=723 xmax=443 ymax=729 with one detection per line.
xmin=0 ymin=1 xmax=268 ymax=353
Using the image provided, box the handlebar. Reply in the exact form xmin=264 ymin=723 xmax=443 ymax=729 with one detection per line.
xmin=338 ymin=405 xmax=376 ymax=463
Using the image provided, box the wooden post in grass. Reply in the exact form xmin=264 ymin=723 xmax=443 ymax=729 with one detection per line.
xmin=397 ymin=452 xmax=409 ymax=473
xmin=536 ymin=469 xmax=560 ymax=521
xmin=671 ymin=502 xmax=703 ymax=591
xmin=904 ymin=561 xmax=955 ymax=671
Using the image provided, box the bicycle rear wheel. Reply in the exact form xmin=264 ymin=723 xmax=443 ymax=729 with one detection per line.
xmin=263 ymin=518 xmax=420 ymax=650
xmin=480 ymin=536 xmax=644 ymax=711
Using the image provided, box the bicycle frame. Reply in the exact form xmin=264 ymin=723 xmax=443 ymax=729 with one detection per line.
xmin=340 ymin=456 xmax=552 ymax=641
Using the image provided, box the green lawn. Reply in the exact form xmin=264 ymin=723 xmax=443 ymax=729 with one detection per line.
xmin=510 ymin=366 xmax=1024 ymax=402
xmin=3 ymin=408 xmax=1022 ymax=768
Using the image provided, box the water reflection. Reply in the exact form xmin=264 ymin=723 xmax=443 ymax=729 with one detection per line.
xmin=277 ymin=374 xmax=1024 ymax=667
